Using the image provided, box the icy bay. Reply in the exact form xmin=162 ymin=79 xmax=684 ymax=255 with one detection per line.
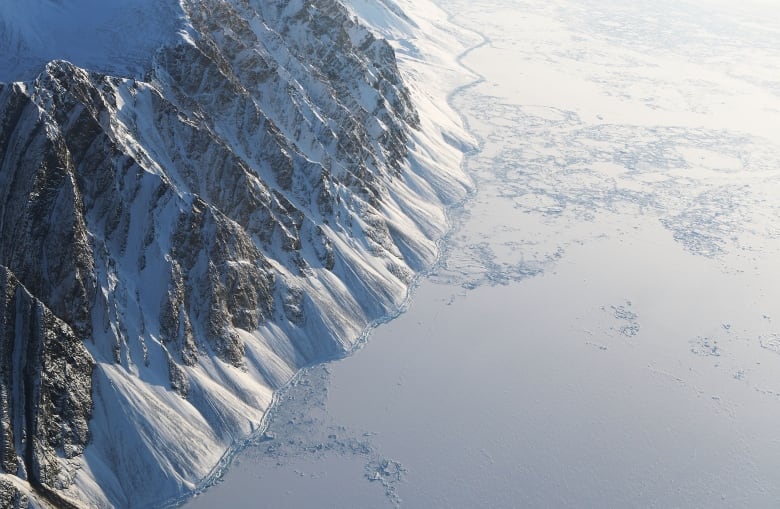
xmin=186 ymin=0 xmax=780 ymax=506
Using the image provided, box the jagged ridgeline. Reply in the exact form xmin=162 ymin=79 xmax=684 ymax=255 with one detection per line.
xmin=0 ymin=0 xmax=466 ymax=507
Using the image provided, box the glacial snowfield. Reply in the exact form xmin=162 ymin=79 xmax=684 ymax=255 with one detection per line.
xmin=186 ymin=0 xmax=780 ymax=507
xmin=0 ymin=0 xmax=190 ymax=82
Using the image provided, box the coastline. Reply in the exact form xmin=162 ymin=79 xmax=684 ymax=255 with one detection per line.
xmin=167 ymin=1 xmax=484 ymax=506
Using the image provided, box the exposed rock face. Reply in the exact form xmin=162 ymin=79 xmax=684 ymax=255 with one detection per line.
xmin=0 ymin=0 xmax=467 ymax=506
xmin=0 ymin=477 xmax=30 ymax=509
xmin=0 ymin=267 xmax=94 ymax=508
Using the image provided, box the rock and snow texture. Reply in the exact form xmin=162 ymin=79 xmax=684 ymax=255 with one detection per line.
xmin=0 ymin=0 xmax=470 ymax=506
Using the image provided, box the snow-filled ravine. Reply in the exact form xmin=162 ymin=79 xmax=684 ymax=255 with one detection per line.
xmin=184 ymin=0 xmax=780 ymax=507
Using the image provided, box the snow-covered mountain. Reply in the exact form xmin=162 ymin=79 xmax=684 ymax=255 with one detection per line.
xmin=0 ymin=0 xmax=470 ymax=507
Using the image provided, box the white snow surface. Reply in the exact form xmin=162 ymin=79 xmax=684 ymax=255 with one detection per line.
xmin=0 ymin=0 xmax=190 ymax=82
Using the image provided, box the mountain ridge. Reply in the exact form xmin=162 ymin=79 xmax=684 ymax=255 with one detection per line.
xmin=0 ymin=0 xmax=471 ymax=506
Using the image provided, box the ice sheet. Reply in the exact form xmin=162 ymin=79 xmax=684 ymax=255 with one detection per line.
xmin=184 ymin=0 xmax=780 ymax=506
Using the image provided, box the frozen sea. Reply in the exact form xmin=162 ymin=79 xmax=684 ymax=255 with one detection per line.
xmin=185 ymin=0 xmax=780 ymax=507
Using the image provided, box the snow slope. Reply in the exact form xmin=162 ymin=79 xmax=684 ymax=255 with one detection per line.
xmin=0 ymin=0 xmax=189 ymax=82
